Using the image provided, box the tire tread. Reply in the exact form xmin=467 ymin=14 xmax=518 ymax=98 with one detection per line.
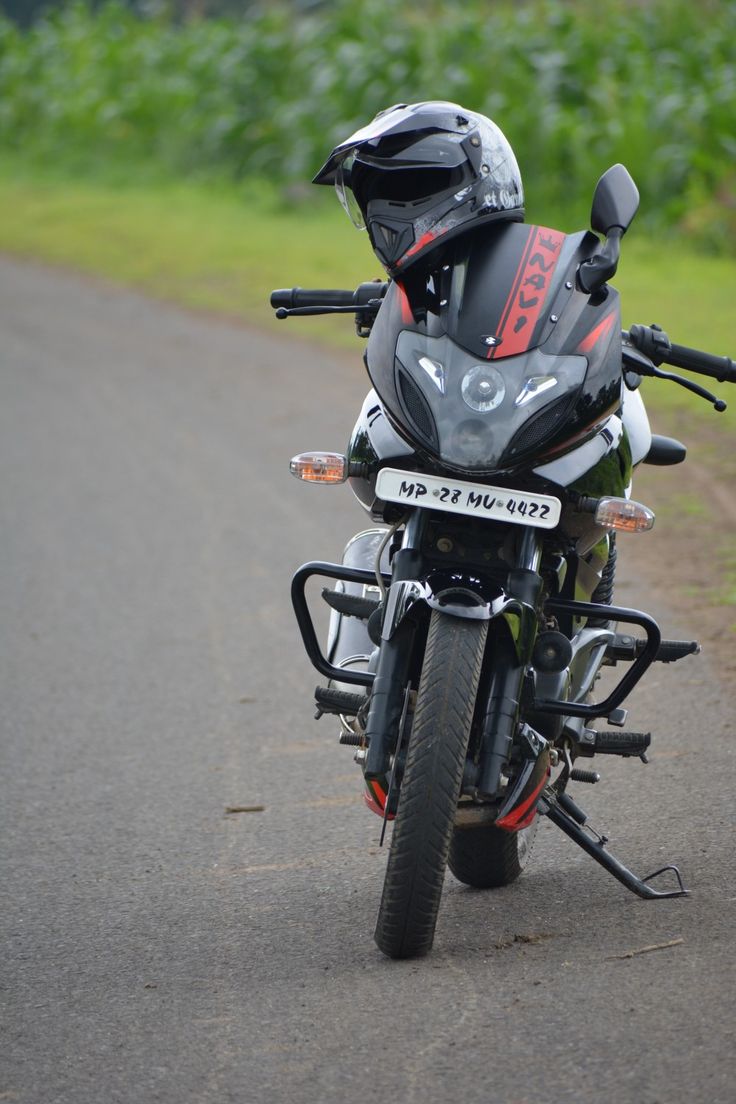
xmin=374 ymin=611 xmax=487 ymax=959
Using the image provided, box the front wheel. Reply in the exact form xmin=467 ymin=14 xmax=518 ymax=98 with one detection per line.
xmin=374 ymin=609 xmax=487 ymax=959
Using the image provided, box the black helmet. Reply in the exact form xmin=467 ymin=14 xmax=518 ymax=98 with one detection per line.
xmin=313 ymin=101 xmax=524 ymax=276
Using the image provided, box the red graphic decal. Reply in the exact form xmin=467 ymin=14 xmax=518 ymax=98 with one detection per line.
xmin=395 ymin=280 xmax=414 ymax=324
xmin=489 ymin=226 xmax=565 ymax=359
xmin=495 ymin=766 xmax=550 ymax=831
xmin=364 ymin=779 xmax=395 ymax=820
xmin=404 ymin=230 xmax=438 ymax=261
xmin=364 ymin=791 xmax=384 ymax=817
xmin=577 ymin=309 xmax=617 ymax=354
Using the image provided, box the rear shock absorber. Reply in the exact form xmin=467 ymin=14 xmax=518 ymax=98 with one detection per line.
xmin=588 ymin=534 xmax=617 ymax=625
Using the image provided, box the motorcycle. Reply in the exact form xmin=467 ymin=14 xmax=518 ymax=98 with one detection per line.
xmin=272 ymin=163 xmax=736 ymax=959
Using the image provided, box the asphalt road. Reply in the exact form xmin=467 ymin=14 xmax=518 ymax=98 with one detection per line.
xmin=1 ymin=256 xmax=734 ymax=1104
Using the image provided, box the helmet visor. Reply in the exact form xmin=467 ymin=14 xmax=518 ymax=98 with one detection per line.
xmin=335 ymin=153 xmax=366 ymax=229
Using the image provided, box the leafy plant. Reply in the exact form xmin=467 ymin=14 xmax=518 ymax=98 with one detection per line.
xmin=0 ymin=0 xmax=734 ymax=247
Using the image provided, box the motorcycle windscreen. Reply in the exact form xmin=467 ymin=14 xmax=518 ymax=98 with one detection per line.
xmin=393 ymin=329 xmax=587 ymax=471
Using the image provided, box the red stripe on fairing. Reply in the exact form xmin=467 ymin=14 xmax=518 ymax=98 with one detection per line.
xmin=395 ymin=281 xmax=414 ymax=324
xmin=577 ymin=309 xmax=617 ymax=353
xmin=489 ymin=226 xmax=565 ymax=359
xmin=489 ymin=228 xmax=538 ymax=359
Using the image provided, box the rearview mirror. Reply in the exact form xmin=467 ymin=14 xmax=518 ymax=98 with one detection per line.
xmin=591 ymin=164 xmax=640 ymax=237
xmin=579 ymin=164 xmax=640 ymax=294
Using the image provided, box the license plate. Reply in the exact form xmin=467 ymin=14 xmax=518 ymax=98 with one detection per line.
xmin=375 ymin=468 xmax=561 ymax=529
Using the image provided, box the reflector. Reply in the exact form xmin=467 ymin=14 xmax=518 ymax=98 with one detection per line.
xmin=290 ymin=452 xmax=348 ymax=483
xmin=594 ymin=497 xmax=655 ymax=533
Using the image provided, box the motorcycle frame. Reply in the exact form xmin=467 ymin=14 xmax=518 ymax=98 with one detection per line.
xmin=291 ymin=512 xmax=662 ymax=782
xmin=292 ymin=511 xmax=691 ymax=901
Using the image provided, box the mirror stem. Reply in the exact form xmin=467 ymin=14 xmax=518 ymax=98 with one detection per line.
xmin=577 ymin=227 xmax=622 ymax=295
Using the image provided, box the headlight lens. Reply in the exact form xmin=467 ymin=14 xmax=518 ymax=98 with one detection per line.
xmin=515 ymin=374 xmax=558 ymax=407
xmin=461 ymin=364 xmax=505 ymax=412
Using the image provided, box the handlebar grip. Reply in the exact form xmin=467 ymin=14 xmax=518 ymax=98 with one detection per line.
xmin=270 ymin=287 xmax=356 ymax=309
xmin=665 ymin=343 xmax=736 ymax=384
xmin=627 ymin=324 xmax=736 ymax=384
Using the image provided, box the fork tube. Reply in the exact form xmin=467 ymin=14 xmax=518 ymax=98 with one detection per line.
xmin=401 ymin=509 xmax=425 ymax=550
xmin=477 ymin=527 xmax=543 ymax=798
xmin=363 ymin=511 xmax=425 ymax=780
xmin=518 ymin=527 xmax=543 ymax=573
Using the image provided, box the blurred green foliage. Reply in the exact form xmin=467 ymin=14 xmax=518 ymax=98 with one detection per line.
xmin=0 ymin=0 xmax=734 ymax=246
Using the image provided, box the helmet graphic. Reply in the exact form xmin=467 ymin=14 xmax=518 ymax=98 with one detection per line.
xmin=313 ymin=101 xmax=524 ymax=276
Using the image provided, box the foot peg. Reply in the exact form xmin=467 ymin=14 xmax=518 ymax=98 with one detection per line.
xmin=607 ymin=633 xmax=700 ymax=663
xmin=656 ymin=638 xmax=701 ymax=662
xmin=594 ymin=730 xmax=651 ymax=759
xmin=321 ymin=587 xmax=380 ymax=620
xmin=314 ymin=685 xmax=367 ymax=719
xmin=569 ymin=768 xmax=600 ymax=784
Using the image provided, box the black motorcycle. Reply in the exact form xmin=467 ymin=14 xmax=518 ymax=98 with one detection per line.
xmin=272 ymin=163 xmax=736 ymax=959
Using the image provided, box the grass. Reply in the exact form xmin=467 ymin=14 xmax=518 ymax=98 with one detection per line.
xmin=2 ymin=0 xmax=733 ymax=246
xmin=0 ymin=165 xmax=378 ymax=344
xmin=1 ymin=159 xmax=733 ymax=445
xmin=1 ymin=160 xmax=734 ymax=364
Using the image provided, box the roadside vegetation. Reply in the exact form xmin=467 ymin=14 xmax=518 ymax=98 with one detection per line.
xmin=0 ymin=0 xmax=734 ymax=247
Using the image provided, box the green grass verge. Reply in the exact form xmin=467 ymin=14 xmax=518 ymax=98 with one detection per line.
xmin=0 ymin=164 xmax=381 ymax=347
xmin=1 ymin=162 xmax=733 ymax=366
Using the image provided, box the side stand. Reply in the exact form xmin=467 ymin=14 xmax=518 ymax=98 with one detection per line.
xmin=538 ymin=793 xmax=689 ymax=900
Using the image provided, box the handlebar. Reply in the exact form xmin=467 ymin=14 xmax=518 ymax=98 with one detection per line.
xmin=626 ymin=323 xmax=736 ymax=384
xmin=270 ymin=282 xmax=388 ymax=312
xmin=271 ymin=287 xmax=356 ymax=309
xmin=269 ymin=285 xmax=736 ymax=394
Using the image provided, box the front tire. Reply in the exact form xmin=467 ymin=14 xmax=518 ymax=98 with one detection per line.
xmin=374 ymin=610 xmax=487 ymax=959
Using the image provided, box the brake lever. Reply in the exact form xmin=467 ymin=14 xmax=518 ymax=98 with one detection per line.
xmin=622 ymin=338 xmax=726 ymax=411
xmin=647 ymin=365 xmax=727 ymax=411
xmin=275 ymin=299 xmax=384 ymax=320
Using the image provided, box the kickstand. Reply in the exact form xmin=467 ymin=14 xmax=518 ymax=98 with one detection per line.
xmin=539 ymin=793 xmax=690 ymax=900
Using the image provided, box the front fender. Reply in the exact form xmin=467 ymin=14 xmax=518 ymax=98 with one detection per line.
xmin=381 ymin=577 xmax=528 ymax=640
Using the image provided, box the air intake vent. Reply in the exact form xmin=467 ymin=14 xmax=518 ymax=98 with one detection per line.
xmin=501 ymin=394 xmax=576 ymax=463
xmin=397 ymin=369 xmax=438 ymax=450
xmin=376 ymin=223 xmax=399 ymax=248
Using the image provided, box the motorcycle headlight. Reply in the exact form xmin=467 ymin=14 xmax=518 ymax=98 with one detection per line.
xmin=461 ymin=364 xmax=505 ymax=412
xmin=515 ymin=375 xmax=558 ymax=407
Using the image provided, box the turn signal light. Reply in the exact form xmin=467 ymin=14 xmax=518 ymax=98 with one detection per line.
xmin=290 ymin=451 xmax=348 ymax=483
xmin=594 ymin=497 xmax=655 ymax=533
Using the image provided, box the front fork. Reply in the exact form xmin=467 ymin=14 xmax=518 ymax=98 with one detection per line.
xmin=364 ymin=519 xmax=545 ymax=797
xmin=476 ymin=528 xmax=543 ymax=798
xmin=292 ymin=516 xmax=691 ymax=901
xmin=363 ymin=512 xmax=425 ymax=781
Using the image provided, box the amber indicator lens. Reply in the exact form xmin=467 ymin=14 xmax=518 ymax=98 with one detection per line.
xmin=594 ymin=497 xmax=655 ymax=533
xmin=290 ymin=452 xmax=348 ymax=483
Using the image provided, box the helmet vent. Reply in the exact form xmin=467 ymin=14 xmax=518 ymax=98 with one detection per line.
xmin=376 ymin=224 xmax=399 ymax=247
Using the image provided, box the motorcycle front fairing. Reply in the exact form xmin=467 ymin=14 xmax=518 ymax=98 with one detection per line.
xmin=364 ymin=220 xmax=624 ymax=477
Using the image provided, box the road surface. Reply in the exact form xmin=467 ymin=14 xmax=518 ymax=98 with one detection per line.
xmin=1 ymin=256 xmax=734 ymax=1103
